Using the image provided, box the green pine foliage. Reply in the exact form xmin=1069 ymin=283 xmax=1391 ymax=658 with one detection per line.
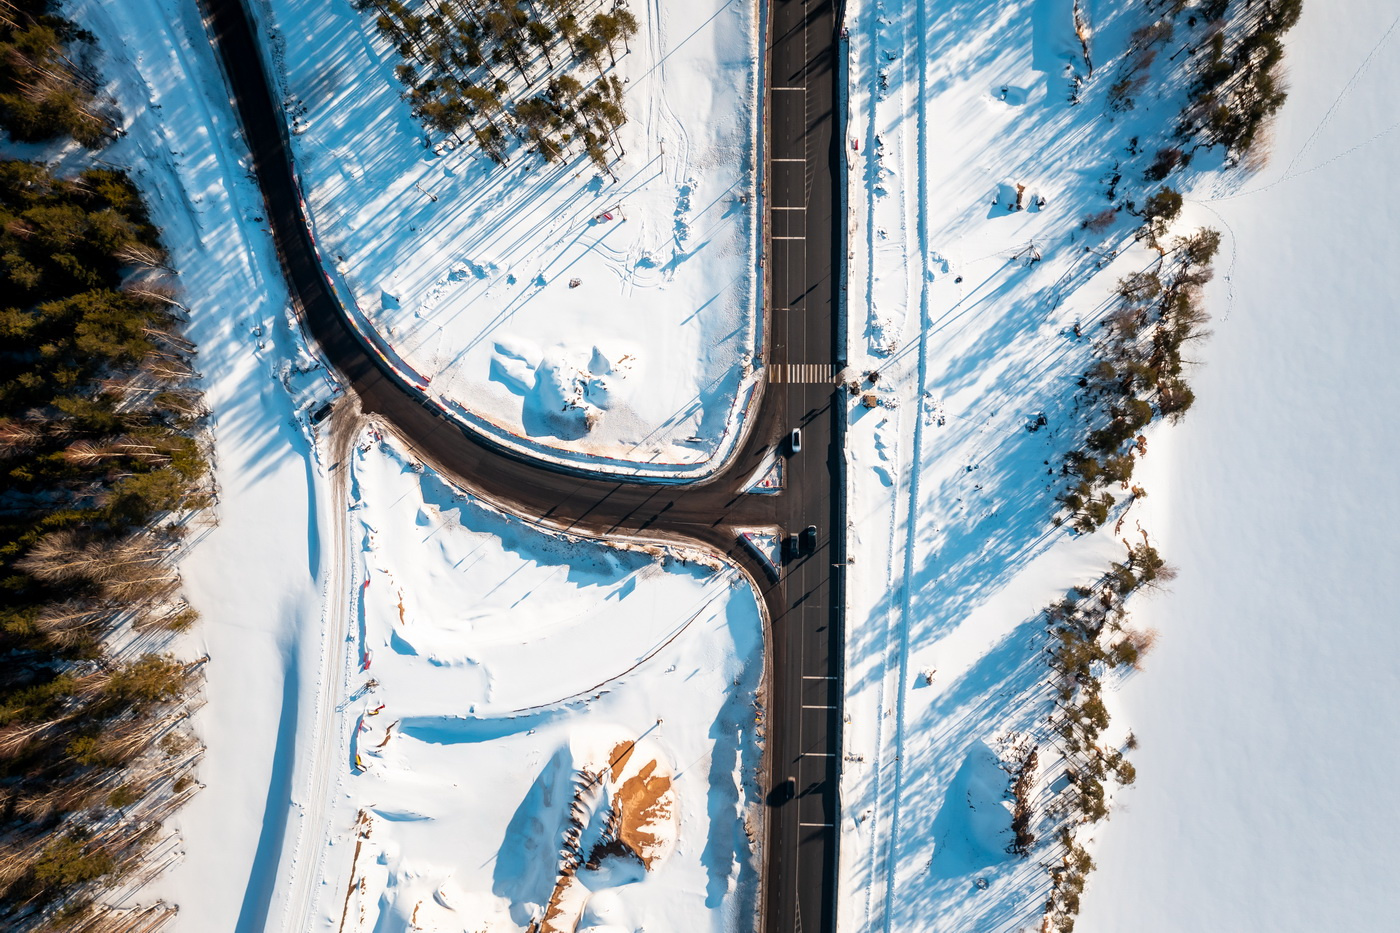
xmin=0 ymin=1 xmax=119 ymax=148
xmin=1037 ymin=556 xmax=1161 ymax=931
xmin=357 ymin=0 xmax=637 ymax=168
xmin=1059 ymin=227 xmax=1219 ymax=529
xmin=0 ymin=161 xmax=207 ymax=923
xmin=1171 ymin=0 xmax=1304 ymax=162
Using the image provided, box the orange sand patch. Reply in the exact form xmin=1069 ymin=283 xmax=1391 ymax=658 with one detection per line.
xmin=617 ymin=759 xmax=673 ymax=870
xmin=609 ymin=739 xmax=635 ymax=782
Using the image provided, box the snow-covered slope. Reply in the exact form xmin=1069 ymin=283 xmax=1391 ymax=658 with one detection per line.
xmin=1078 ymin=5 xmax=1400 ymax=930
xmin=250 ymin=0 xmax=762 ymax=477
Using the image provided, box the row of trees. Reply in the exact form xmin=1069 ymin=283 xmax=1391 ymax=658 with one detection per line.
xmin=1103 ymin=2 xmax=1304 ymax=170
xmin=357 ymin=0 xmax=638 ymax=170
xmin=1029 ymin=7 xmax=1301 ymax=927
xmin=1034 ymin=547 xmax=1166 ymax=931
xmin=0 ymin=1 xmax=119 ymax=148
xmin=0 ymin=153 xmax=208 ymax=927
xmin=1170 ymin=0 xmax=1304 ymax=162
xmin=1059 ymin=223 xmax=1219 ymax=532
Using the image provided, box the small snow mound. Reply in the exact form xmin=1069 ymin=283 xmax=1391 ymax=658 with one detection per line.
xmin=929 ymin=742 xmax=1013 ymax=878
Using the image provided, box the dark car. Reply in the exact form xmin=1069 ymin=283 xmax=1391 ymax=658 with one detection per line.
xmin=800 ymin=525 xmax=818 ymax=554
xmin=784 ymin=775 xmax=797 ymax=800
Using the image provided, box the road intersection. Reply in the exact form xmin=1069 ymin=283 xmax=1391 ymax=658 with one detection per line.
xmin=202 ymin=0 xmax=845 ymax=929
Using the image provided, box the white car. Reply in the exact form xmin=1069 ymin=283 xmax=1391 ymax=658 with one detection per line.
xmin=789 ymin=428 xmax=802 ymax=454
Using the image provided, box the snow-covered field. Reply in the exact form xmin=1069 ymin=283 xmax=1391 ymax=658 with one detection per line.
xmin=297 ymin=435 xmax=765 ymax=933
xmin=1078 ymin=5 xmax=1400 ymax=930
xmin=37 ymin=0 xmax=1397 ymax=929
xmin=839 ymin=1 xmax=1164 ymax=927
xmin=250 ymin=0 xmax=763 ymax=477
xmin=838 ymin=1 xmax=1400 ymax=931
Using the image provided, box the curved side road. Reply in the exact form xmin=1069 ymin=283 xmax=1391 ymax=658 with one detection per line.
xmin=198 ymin=0 xmax=845 ymax=930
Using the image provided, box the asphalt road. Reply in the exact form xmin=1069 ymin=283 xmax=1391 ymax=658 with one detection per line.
xmin=201 ymin=0 xmax=844 ymax=930
xmin=763 ymin=4 xmax=845 ymax=931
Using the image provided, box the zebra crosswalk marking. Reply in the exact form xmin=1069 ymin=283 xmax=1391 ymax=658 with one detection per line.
xmin=769 ymin=363 xmax=835 ymax=384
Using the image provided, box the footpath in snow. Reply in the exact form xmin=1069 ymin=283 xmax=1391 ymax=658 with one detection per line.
xmin=296 ymin=435 xmax=765 ymax=933
xmin=251 ymin=0 xmax=763 ymax=478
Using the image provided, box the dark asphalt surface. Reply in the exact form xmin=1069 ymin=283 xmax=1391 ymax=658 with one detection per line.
xmin=201 ymin=0 xmax=844 ymax=929
xmin=763 ymin=2 xmax=844 ymax=931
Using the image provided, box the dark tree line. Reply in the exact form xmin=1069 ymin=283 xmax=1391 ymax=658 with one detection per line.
xmin=1131 ymin=0 xmax=1303 ymax=162
xmin=0 ymin=159 xmax=207 ymax=929
xmin=1175 ymin=0 xmax=1302 ymax=161
xmin=0 ymin=1 xmax=119 ymax=148
xmin=357 ymin=0 xmax=637 ymax=171
xmin=1103 ymin=2 xmax=1303 ymax=172
xmin=1036 ymin=548 xmax=1163 ymax=932
xmin=1059 ymin=225 xmax=1219 ymax=532
xmin=1025 ymin=7 xmax=1303 ymax=929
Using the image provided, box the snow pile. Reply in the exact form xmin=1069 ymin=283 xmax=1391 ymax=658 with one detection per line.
xmin=252 ymin=0 xmax=762 ymax=476
xmin=315 ymin=436 xmax=764 ymax=932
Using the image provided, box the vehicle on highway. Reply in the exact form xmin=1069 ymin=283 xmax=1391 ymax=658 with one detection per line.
xmin=789 ymin=428 xmax=802 ymax=454
xmin=784 ymin=775 xmax=797 ymax=800
xmin=801 ymin=525 xmax=818 ymax=554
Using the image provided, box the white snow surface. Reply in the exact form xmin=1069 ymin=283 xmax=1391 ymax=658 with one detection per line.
xmin=1078 ymin=5 xmax=1400 ymax=930
xmin=252 ymin=0 xmax=763 ymax=476
xmin=839 ymin=1 xmax=1400 ymax=932
xmin=840 ymin=1 xmax=1159 ymax=927
xmin=307 ymin=436 xmax=764 ymax=933
xmin=34 ymin=1 xmax=766 ymax=931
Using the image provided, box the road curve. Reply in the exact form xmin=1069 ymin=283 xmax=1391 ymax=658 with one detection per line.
xmin=199 ymin=0 xmax=845 ymax=930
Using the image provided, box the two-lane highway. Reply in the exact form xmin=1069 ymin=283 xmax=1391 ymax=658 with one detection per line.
xmin=764 ymin=1 xmax=845 ymax=931
xmin=200 ymin=0 xmax=844 ymax=929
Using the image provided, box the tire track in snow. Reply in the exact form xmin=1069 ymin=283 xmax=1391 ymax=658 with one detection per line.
xmin=879 ymin=0 xmax=931 ymax=924
xmin=856 ymin=0 xmax=886 ymax=916
xmin=279 ymin=400 xmax=363 ymax=933
xmin=853 ymin=1 xmax=907 ymax=929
